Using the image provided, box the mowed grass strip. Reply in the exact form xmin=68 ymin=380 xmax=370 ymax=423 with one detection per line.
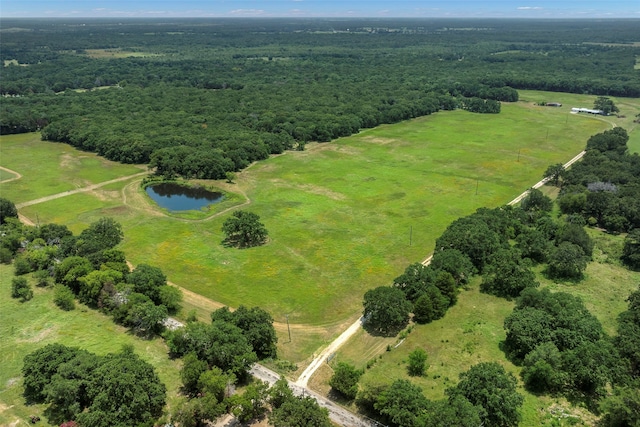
xmin=0 ymin=264 xmax=182 ymax=426
xmin=0 ymin=133 xmax=143 ymax=204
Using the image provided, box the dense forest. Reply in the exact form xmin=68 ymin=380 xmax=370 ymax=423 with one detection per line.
xmin=1 ymin=18 xmax=639 ymax=179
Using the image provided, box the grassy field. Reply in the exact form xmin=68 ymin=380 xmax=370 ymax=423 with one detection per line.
xmin=0 ymin=264 xmax=183 ymax=426
xmin=1 ymin=91 xmax=637 ymax=363
xmin=0 ymin=133 xmax=144 ymax=204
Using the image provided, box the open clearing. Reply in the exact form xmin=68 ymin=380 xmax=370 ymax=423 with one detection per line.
xmin=1 ymin=91 xmax=637 ymax=363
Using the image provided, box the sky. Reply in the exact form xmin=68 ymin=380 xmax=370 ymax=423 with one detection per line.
xmin=1 ymin=0 xmax=638 ymax=19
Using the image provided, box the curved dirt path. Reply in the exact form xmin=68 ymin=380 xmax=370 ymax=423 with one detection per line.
xmin=0 ymin=166 xmax=22 ymax=184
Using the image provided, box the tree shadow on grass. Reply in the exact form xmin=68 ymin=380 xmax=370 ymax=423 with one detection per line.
xmin=362 ymin=320 xmax=408 ymax=338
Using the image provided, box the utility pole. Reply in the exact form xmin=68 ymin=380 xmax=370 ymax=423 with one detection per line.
xmin=409 ymin=226 xmax=412 ymax=246
xmin=475 ymin=179 xmax=479 ymax=195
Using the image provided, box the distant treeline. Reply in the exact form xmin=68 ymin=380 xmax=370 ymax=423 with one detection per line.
xmin=1 ymin=18 xmax=638 ymax=178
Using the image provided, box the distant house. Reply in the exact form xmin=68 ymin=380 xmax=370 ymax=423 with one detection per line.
xmin=546 ymin=102 xmax=562 ymax=107
xmin=571 ymin=107 xmax=605 ymax=115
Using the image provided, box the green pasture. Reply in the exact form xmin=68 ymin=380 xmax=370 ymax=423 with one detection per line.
xmin=518 ymin=90 xmax=640 ymax=153
xmin=0 ymin=133 xmax=143 ymax=204
xmin=0 ymin=93 xmax=619 ymax=331
xmin=0 ymin=264 xmax=182 ymax=426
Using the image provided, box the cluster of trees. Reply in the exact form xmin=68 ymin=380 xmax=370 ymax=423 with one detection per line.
xmin=174 ymin=373 xmax=331 ymax=427
xmin=166 ymin=305 xmax=277 ymax=374
xmin=504 ymin=285 xmax=640 ymax=422
xmin=22 ymin=344 xmax=166 ymax=427
xmin=354 ymin=361 xmax=523 ymax=427
xmin=363 ymin=188 xmax=596 ymax=335
xmin=1 ymin=209 xmax=181 ymax=336
xmin=556 ymin=127 xmax=640 ymax=235
xmin=165 ymin=307 xmax=331 ymax=426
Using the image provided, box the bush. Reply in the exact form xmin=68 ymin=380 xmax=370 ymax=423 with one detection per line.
xmin=13 ymin=256 xmax=32 ymax=275
xmin=0 ymin=247 xmax=13 ymax=264
xmin=34 ymin=269 xmax=52 ymax=287
xmin=11 ymin=276 xmax=33 ymax=302
xmin=53 ymin=284 xmax=76 ymax=311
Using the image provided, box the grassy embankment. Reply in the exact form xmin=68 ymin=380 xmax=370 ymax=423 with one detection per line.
xmin=0 ymin=264 xmax=183 ymax=426
xmin=1 ymin=92 xmax=635 ymax=366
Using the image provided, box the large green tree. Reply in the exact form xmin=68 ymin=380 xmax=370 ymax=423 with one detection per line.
xmin=547 ymin=241 xmax=588 ymax=280
xmin=481 ymin=248 xmax=538 ymax=299
xmin=504 ymin=288 xmax=604 ymax=361
xmin=375 ymin=379 xmax=429 ymax=427
xmin=0 ymin=197 xmax=18 ymax=224
xmin=447 ymin=362 xmax=523 ymax=427
xmin=593 ymin=96 xmax=619 ymax=115
xmin=329 ymin=362 xmax=363 ymax=399
xmin=429 ymin=248 xmax=476 ymax=286
xmin=126 ymin=263 xmax=167 ymax=305
xmin=76 ymin=217 xmax=123 ymax=256
xmin=615 ymin=286 xmax=640 ymax=377
xmin=222 ymin=210 xmax=268 ymax=248
xmin=76 ymin=348 xmax=166 ymax=427
xmin=212 ymin=305 xmax=278 ymax=359
xmin=543 ymin=163 xmax=565 ymax=186
xmin=22 ymin=344 xmax=83 ymax=403
xmin=393 ymin=262 xmax=436 ymax=302
xmin=270 ymin=395 xmax=331 ymax=427
xmin=621 ymin=228 xmax=640 ymax=271
xmin=362 ymin=286 xmax=412 ymax=336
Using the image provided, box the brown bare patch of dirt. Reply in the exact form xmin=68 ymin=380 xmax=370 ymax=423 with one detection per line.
xmin=86 ymin=188 xmax=121 ymax=202
xmin=361 ymin=136 xmax=396 ymax=145
xmin=17 ymin=325 xmax=56 ymax=343
xmin=59 ymin=153 xmax=79 ymax=168
xmin=270 ymin=179 xmax=345 ymax=201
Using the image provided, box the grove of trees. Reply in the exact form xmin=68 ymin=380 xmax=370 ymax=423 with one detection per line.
xmin=22 ymin=344 xmax=166 ymax=427
xmin=2 ymin=19 xmax=638 ymax=181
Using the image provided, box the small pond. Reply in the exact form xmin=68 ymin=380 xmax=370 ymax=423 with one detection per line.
xmin=146 ymin=182 xmax=224 ymax=211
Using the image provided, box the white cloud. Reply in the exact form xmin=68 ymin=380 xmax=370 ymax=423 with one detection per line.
xmin=229 ymin=9 xmax=267 ymax=15
xmin=517 ymin=6 xmax=543 ymax=10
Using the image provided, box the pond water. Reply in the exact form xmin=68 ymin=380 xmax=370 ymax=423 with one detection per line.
xmin=145 ymin=182 xmax=224 ymax=211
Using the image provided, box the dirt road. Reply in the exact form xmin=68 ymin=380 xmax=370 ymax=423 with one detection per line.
xmin=15 ymin=171 xmax=148 ymax=208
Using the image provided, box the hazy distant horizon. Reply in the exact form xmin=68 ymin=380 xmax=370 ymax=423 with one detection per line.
xmin=2 ymin=0 xmax=638 ymax=19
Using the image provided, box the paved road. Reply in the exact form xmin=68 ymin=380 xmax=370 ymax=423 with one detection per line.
xmin=251 ymin=364 xmax=375 ymax=427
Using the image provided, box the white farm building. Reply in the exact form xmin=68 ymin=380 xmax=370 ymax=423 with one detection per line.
xmin=571 ymin=107 xmax=606 ymax=115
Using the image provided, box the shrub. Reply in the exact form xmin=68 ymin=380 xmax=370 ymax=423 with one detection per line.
xmin=11 ymin=276 xmax=33 ymax=302
xmin=53 ymin=285 xmax=76 ymax=311
xmin=0 ymin=247 xmax=12 ymax=264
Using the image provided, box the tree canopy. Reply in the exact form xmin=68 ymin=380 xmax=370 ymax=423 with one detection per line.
xmin=0 ymin=198 xmax=18 ymax=224
xmin=362 ymin=286 xmax=412 ymax=336
xmin=222 ymin=210 xmax=268 ymax=248
xmin=446 ymin=362 xmax=523 ymax=427
xmin=22 ymin=344 xmax=166 ymax=427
